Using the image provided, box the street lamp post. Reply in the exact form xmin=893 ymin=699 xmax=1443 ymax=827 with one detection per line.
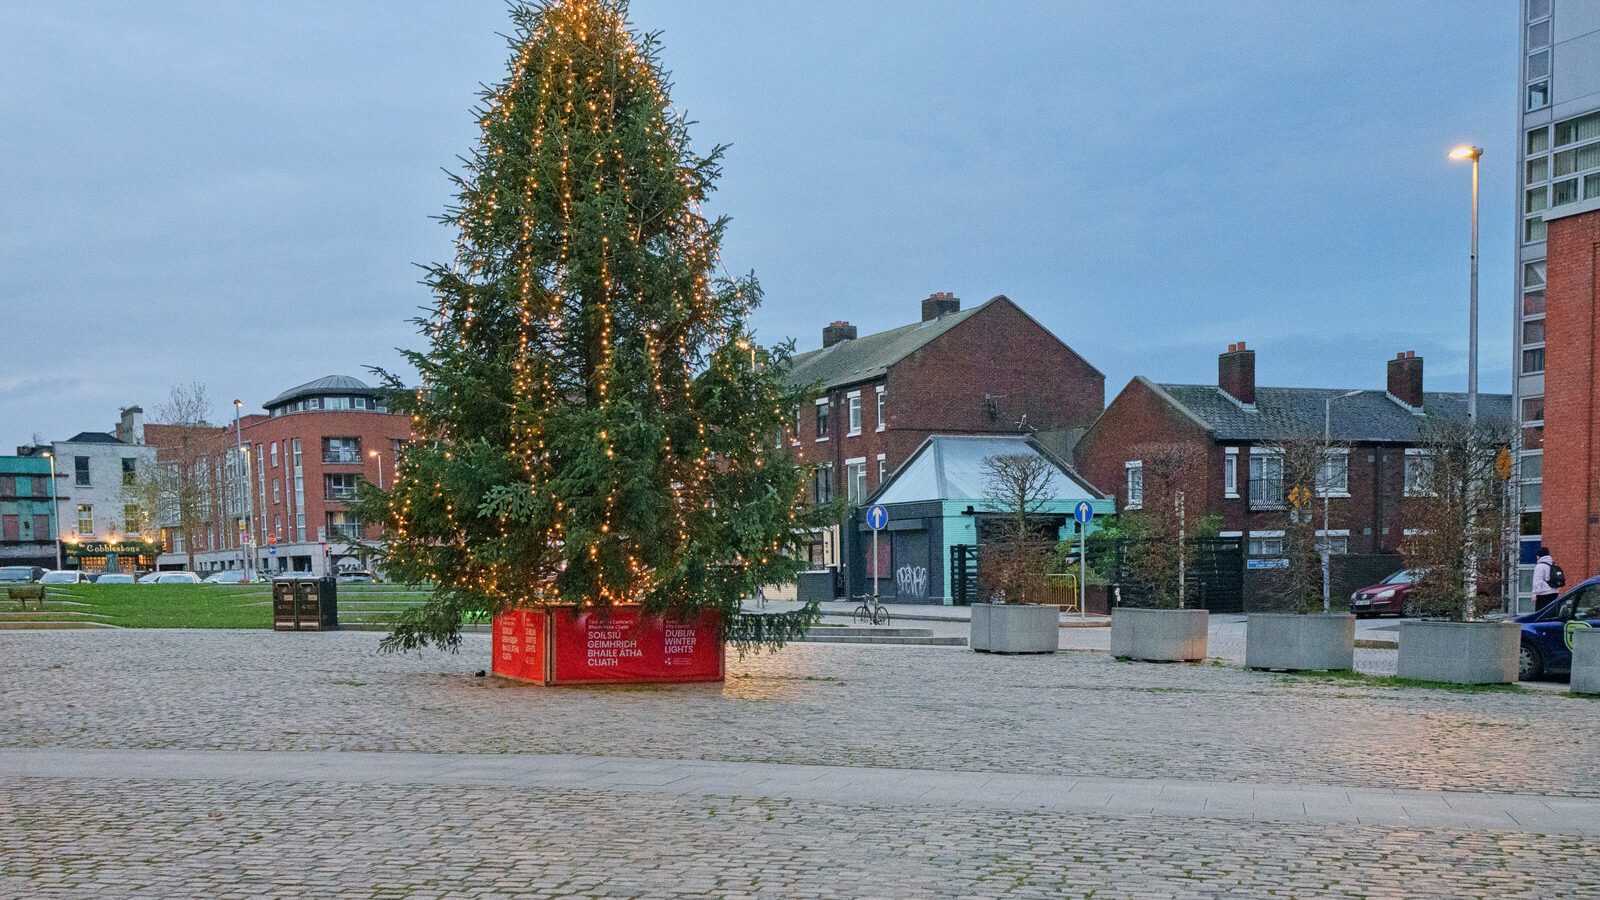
xmin=233 ymin=400 xmax=254 ymax=581
xmin=1449 ymin=145 xmax=1482 ymax=424
xmin=41 ymin=451 xmax=62 ymax=570
xmin=1322 ymin=390 xmax=1362 ymax=612
xmin=368 ymin=448 xmax=384 ymax=492
xmin=1449 ymin=145 xmax=1484 ymax=609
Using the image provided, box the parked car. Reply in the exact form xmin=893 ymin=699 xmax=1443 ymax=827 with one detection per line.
xmin=38 ymin=570 xmax=88 ymax=585
xmin=1515 ymin=576 xmax=1600 ymax=680
xmin=202 ymin=570 xmax=253 ymax=585
xmin=336 ymin=570 xmax=374 ymax=584
xmin=142 ymin=572 xmax=203 ymax=585
xmin=0 ymin=565 xmax=43 ymax=583
xmin=95 ymin=573 xmax=137 ymax=585
xmin=1349 ymin=569 xmax=1421 ymax=618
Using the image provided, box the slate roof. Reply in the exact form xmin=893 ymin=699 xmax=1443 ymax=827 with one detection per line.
xmin=874 ymin=434 xmax=1103 ymax=505
xmin=1145 ymin=378 xmax=1514 ymax=444
xmin=785 ymin=299 xmax=994 ymax=391
xmin=63 ymin=431 xmax=123 ymax=445
xmin=266 ymin=375 xmax=377 ymax=409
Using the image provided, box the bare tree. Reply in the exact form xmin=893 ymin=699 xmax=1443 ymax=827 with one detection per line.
xmin=1259 ymin=435 xmax=1338 ymax=614
xmin=126 ymin=383 xmax=217 ymax=571
xmin=980 ymin=453 xmax=1056 ymax=603
xmin=1123 ymin=442 xmax=1207 ymax=609
xmin=1402 ymin=416 xmax=1514 ymax=620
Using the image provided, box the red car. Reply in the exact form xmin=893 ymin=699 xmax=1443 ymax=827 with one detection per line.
xmin=1349 ymin=569 xmax=1420 ymax=618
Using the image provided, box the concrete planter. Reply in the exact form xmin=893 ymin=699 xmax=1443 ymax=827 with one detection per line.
xmin=1571 ymin=629 xmax=1600 ymax=694
xmin=1396 ymin=621 xmax=1519 ymax=685
xmin=970 ymin=603 xmax=1058 ymax=654
xmin=1245 ymin=613 xmax=1355 ymax=672
xmin=1110 ymin=607 xmax=1208 ymax=662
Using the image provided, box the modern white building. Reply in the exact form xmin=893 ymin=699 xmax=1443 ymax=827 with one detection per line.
xmin=1513 ymin=0 xmax=1600 ymax=609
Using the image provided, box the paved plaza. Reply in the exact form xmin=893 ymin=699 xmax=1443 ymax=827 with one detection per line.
xmin=4 ymin=629 xmax=1600 ymax=897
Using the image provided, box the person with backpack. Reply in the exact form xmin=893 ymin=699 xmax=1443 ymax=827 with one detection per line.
xmin=1532 ymin=546 xmax=1565 ymax=608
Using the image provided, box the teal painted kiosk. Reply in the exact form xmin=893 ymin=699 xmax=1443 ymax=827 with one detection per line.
xmin=849 ymin=434 xmax=1113 ymax=604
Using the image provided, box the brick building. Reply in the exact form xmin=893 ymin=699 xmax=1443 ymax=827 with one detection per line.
xmin=784 ymin=292 xmax=1104 ymax=578
xmin=1542 ymin=201 xmax=1600 ymax=585
xmin=1075 ymin=344 xmax=1511 ymax=595
xmin=148 ymin=375 xmax=412 ymax=576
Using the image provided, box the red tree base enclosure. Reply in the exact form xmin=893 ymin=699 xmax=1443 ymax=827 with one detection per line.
xmin=492 ymin=606 xmax=724 ymax=685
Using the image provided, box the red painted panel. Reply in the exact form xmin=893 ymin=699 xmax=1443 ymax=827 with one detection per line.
xmin=549 ymin=606 xmax=723 ymax=684
xmin=491 ymin=608 xmax=548 ymax=683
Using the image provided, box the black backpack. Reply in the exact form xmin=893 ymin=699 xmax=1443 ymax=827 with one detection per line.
xmin=1551 ymin=562 xmax=1567 ymax=589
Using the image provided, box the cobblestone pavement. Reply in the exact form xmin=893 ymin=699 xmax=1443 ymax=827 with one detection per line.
xmin=4 ymin=630 xmax=1599 ymax=897
xmin=5 ymin=776 xmax=1597 ymax=899
xmin=2 ymin=631 xmax=1587 ymax=795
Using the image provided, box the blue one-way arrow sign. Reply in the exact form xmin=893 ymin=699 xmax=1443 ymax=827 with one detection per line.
xmin=866 ymin=504 xmax=889 ymax=530
xmin=1074 ymin=501 xmax=1094 ymax=525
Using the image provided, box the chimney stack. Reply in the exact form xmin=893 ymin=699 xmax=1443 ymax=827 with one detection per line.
xmin=1218 ymin=342 xmax=1256 ymax=407
xmin=822 ymin=320 xmax=857 ymax=348
xmin=920 ymin=291 xmax=961 ymax=322
xmin=117 ymin=405 xmax=146 ymax=445
xmin=1387 ymin=351 xmax=1424 ymax=410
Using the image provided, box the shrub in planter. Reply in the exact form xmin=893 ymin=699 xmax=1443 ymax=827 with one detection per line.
xmin=969 ymin=454 xmax=1060 ymax=655
xmin=1393 ymin=417 xmax=1519 ymax=684
xmin=1107 ymin=443 xmax=1210 ymax=662
xmin=1244 ymin=437 xmax=1354 ymax=671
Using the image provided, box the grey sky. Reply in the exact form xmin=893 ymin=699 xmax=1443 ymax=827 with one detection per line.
xmin=1 ymin=1 xmax=1515 ymax=451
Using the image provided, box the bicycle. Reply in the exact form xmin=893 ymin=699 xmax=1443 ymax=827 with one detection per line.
xmin=851 ymin=593 xmax=891 ymax=626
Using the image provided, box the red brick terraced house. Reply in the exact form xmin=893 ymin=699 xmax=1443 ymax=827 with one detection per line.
xmin=147 ymin=376 xmax=412 ymax=577
xmin=1074 ymin=343 xmax=1511 ymax=606
xmin=784 ymin=292 xmax=1104 ymax=593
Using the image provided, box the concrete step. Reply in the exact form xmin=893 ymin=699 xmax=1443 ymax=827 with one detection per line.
xmin=807 ymin=626 xmax=937 ymax=638
xmin=800 ymin=632 xmax=967 ymax=646
xmin=0 ymin=621 xmax=119 ymax=630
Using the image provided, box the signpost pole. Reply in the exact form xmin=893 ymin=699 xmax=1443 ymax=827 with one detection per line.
xmin=872 ymin=526 xmax=879 ymax=603
xmin=1079 ymin=522 xmax=1086 ymax=619
xmin=865 ymin=504 xmax=888 ymax=605
xmin=1072 ymin=501 xmax=1096 ymax=619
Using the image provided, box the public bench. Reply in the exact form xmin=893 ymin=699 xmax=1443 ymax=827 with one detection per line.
xmin=7 ymin=585 xmax=45 ymax=610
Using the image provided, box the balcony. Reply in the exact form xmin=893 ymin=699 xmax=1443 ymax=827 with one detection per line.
xmin=324 ymin=489 xmax=358 ymax=502
xmin=322 ymin=451 xmax=362 ymax=464
xmin=326 ymin=523 xmax=364 ymax=541
xmin=1248 ymin=481 xmax=1285 ymax=511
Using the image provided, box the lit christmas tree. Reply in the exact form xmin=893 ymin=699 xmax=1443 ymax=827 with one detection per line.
xmin=363 ymin=0 xmax=821 ymax=651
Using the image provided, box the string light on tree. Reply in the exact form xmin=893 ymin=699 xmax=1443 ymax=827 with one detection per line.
xmin=357 ymin=0 xmax=825 ymax=652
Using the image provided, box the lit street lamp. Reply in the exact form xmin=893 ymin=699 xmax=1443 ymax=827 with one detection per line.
xmin=368 ymin=448 xmax=384 ymax=491
xmin=1449 ymin=145 xmax=1482 ymax=424
xmin=41 ymin=450 xmax=62 ymax=570
xmin=1322 ymin=390 xmax=1362 ymax=612
xmin=233 ymin=400 xmax=255 ymax=580
xmin=1449 ymin=145 xmax=1484 ymax=608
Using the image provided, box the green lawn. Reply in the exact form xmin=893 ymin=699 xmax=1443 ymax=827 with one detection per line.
xmin=0 ymin=582 xmax=445 ymax=630
xmin=0 ymin=576 xmax=451 ymax=627
xmin=4 ymin=584 xmax=272 ymax=629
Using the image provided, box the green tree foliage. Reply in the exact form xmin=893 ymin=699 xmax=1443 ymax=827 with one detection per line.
xmin=358 ymin=0 xmax=822 ymax=651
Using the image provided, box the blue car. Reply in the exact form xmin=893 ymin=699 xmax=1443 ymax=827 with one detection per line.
xmin=1515 ymin=575 xmax=1600 ymax=680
